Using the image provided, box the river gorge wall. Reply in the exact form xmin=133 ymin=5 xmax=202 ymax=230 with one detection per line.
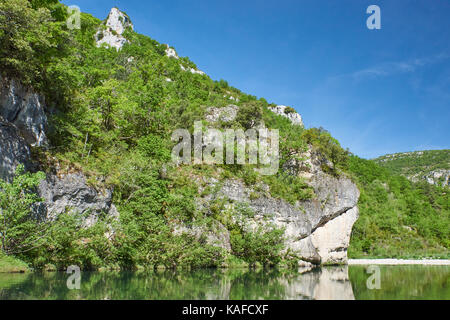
xmin=0 ymin=14 xmax=360 ymax=266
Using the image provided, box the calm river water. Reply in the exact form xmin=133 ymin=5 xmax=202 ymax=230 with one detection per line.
xmin=0 ymin=265 xmax=448 ymax=300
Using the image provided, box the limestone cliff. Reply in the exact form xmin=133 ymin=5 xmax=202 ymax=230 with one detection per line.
xmin=178 ymin=105 xmax=360 ymax=265
xmin=0 ymin=5 xmax=360 ymax=266
xmin=95 ymin=8 xmax=134 ymax=50
xmin=0 ymin=76 xmax=118 ymax=224
xmin=192 ymin=169 xmax=359 ymax=265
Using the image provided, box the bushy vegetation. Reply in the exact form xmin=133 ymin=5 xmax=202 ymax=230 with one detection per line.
xmin=0 ymin=165 xmax=46 ymax=256
xmin=301 ymin=127 xmax=350 ymax=175
xmin=0 ymin=251 xmax=29 ymax=273
xmin=374 ymin=149 xmax=449 ymax=183
xmin=348 ymin=156 xmax=449 ymax=259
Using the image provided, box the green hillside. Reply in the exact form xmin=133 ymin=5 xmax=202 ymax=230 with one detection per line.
xmin=374 ymin=150 xmax=450 ymax=186
xmin=0 ymin=0 xmax=349 ymax=269
xmin=0 ymin=0 xmax=448 ymax=269
xmin=348 ymin=156 xmax=449 ymax=259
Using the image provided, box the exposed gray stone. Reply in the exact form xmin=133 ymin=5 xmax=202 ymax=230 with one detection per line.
xmin=0 ymin=77 xmax=48 ymax=147
xmin=36 ymin=173 xmax=119 ymax=227
xmin=205 ymin=105 xmax=239 ymax=123
xmin=195 ymin=167 xmax=359 ymax=265
xmin=410 ymin=169 xmax=450 ymax=187
xmin=0 ymin=117 xmax=33 ymax=182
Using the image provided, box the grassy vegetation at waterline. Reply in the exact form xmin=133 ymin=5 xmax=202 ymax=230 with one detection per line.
xmin=0 ymin=253 xmax=29 ymax=273
xmin=0 ymin=0 xmax=448 ymax=270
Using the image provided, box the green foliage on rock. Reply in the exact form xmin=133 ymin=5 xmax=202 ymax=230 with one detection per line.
xmin=301 ymin=127 xmax=349 ymax=175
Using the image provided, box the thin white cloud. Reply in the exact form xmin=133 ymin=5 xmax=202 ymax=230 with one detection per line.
xmin=334 ymin=53 xmax=449 ymax=81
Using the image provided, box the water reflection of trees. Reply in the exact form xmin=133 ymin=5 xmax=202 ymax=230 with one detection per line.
xmin=0 ymin=266 xmax=360 ymax=300
xmin=349 ymin=265 xmax=450 ymax=300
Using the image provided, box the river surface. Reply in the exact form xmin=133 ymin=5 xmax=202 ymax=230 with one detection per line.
xmin=0 ymin=265 xmax=448 ymax=300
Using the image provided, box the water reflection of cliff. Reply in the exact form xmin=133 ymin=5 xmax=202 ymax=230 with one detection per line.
xmin=280 ymin=266 xmax=355 ymax=300
xmin=0 ymin=267 xmax=355 ymax=300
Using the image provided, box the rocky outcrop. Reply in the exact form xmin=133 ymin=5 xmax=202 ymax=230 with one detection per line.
xmin=164 ymin=45 xmax=205 ymax=75
xmin=0 ymin=77 xmax=48 ymax=147
xmin=165 ymin=45 xmax=179 ymax=59
xmin=96 ymin=8 xmax=133 ymax=50
xmin=0 ymin=117 xmax=34 ymax=182
xmin=195 ymin=167 xmax=359 ymax=265
xmin=205 ymin=105 xmax=239 ymax=123
xmin=36 ymin=173 xmax=119 ymax=227
xmin=410 ymin=169 xmax=450 ymax=187
xmin=269 ymin=105 xmax=303 ymax=127
xmin=180 ymin=64 xmax=206 ymax=76
xmin=0 ymin=76 xmax=119 ymax=225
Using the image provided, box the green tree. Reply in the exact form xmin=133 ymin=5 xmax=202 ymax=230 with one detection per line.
xmin=0 ymin=0 xmax=54 ymax=83
xmin=0 ymin=165 xmax=46 ymax=255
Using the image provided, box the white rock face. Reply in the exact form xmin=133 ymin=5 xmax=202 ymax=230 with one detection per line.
xmin=180 ymin=64 xmax=206 ymax=76
xmin=165 ymin=46 xmax=205 ymax=75
xmin=411 ymin=169 xmax=450 ymax=187
xmin=269 ymin=105 xmax=303 ymax=127
xmin=165 ymin=45 xmax=179 ymax=59
xmin=310 ymin=207 xmax=359 ymax=264
xmin=96 ymin=8 xmax=134 ymax=51
xmin=223 ymin=95 xmax=239 ymax=102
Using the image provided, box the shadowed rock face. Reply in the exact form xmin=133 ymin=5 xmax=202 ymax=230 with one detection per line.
xmin=0 ymin=77 xmax=47 ymax=147
xmin=0 ymin=76 xmax=118 ymax=225
xmin=0 ymin=118 xmax=33 ymax=182
xmin=0 ymin=76 xmax=46 ymax=181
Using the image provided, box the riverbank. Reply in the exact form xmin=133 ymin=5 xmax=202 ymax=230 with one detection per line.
xmin=348 ymin=259 xmax=450 ymax=266
xmin=0 ymin=254 xmax=29 ymax=273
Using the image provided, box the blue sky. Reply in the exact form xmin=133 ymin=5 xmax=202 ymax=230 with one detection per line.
xmin=64 ymin=0 xmax=450 ymax=159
